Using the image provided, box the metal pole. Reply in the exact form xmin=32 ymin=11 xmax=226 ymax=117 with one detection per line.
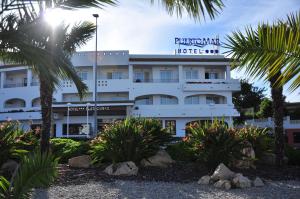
xmin=93 ymin=14 xmax=99 ymax=136
xmin=86 ymin=103 xmax=89 ymax=137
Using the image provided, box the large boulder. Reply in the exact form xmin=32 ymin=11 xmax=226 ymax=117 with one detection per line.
xmin=211 ymin=163 xmax=235 ymax=181
xmin=1 ymin=159 xmax=18 ymax=173
xmin=140 ymin=150 xmax=175 ymax=168
xmin=198 ymin=175 xmax=211 ymax=185
xmin=104 ymin=161 xmax=138 ymax=176
xmin=232 ymin=173 xmax=251 ymax=188
xmin=213 ymin=179 xmax=232 ymax=190
xmin=68 ymin=155 xmax=91 ymax=168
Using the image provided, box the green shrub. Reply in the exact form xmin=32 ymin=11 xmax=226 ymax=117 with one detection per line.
xmin=237 ymin=126 xmax=273 ymax=158
xmin=50 ymin=138 xmax=90 ymax=163
xmin=90 ymin=118 xmax=172 ymax=164
xmin=166 ymin=140 xmax=196 ymax=162
xmin=0 ymin=122 xmax=37 ymax=166
xmin=187 ymin=120 xmax=244 ymax=168
xmin=285 ymin=145 xmax=300 ymax=166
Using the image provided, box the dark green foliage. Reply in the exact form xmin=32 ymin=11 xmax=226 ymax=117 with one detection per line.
xmin=285 ymin=145 xmax=300 ymax=166
xmin=257 ymin=98 xmax=273 ymax=118
xmin=50 ymin=138 xmax=90 ymax=163
xmin=0 ymin=151 xmax=58 ymax=199
xmin=187 ymin=120 xmax=244 ymax=168
xmin=90 ymin=118 xmax=172 ymax=164
xmin=166 ymin=140 xmax=196 ymax=162
xmin=237 ymin=126 xmax=273 ymax=158
xmin=0 ymin=122 xmax=38 ymax=167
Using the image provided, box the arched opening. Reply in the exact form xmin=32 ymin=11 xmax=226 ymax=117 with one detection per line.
xmin=135 ymin=94 xmax=178 ymax=105
xmin=184 ymin=94 xmax=227 ymax=105
xmin=135 ymin=95 xmax=153 ymax=105
xmin=4 ymin=98 xmax=26 ymax=108
xmin=32 ymin=97 xmax=41 ymax=107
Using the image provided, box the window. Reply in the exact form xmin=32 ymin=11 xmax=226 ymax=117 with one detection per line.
xmin=293 ymin=132 xmax=300 ymax=143
xmin=206 ymin=96 xmax=220 ymax=104
xmin=134 ymin=72 xmax=144 ymax=82
xmin=135 ymin=96 xmax=153 ymax=105
xmin=205 ymin=72 xmax=218 ymax=79
xmin=160 ymin=70 xmax=173 ymax=82
xmin=112 ymin=72 xmax=122 ymax=79
xmin=160 ymin=96 xmax=177 ymax=105
xmin=185 ymin=70 xmax=198 ymax=79
xmin=78 ymin=72 xmax=88 ymax=80
xmin=107 ymin=72 xmax=123 ymax=79
xmin=185 ymin=96 xmax=200 ymax=104
xmin=165 ymin=120 xmax=176 ymax=135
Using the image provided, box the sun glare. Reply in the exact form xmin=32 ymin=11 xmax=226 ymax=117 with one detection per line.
xmin=44 ymin=9 xmax=64 ymax=28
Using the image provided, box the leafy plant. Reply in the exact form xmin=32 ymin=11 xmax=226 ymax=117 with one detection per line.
xmin=187 ymin=120 xmax=244 ymax=168
xmin=90 ymin=118 xmax=172 ymax=164
xmin=285 ymin=145 xmax=300 ymax=166
xmin=166 ymin=140 xmax=196 ymax=162
xmin=0 ymin=151 xmax=58 ymax=199
xmin=237 ymin=126 xmax=273 ymax=158
xmin=0 ymin=122 xmax=38 ymax=167
xmin=50 ymin=138 xmax=90 ymax=163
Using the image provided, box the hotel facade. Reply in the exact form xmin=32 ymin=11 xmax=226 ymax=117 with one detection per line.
xmin=0 ymin=51 xmax=240 ymax=137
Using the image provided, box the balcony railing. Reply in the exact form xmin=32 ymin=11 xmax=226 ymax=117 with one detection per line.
xmin=134 ymin=78 xmax=179 ymax=83
xmin=3 ymin=82 xmax=26 ymax=88
xmin=31 ymin=81 xmax=40 ymax=86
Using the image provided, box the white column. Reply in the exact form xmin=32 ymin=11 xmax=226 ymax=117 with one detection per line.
xmin=178 ymin=65 xmax=183 ymax=84
xmin=27 ymin=69 xmax=32 ymax=87
xmin=129 ymin=65 xmax=133 ymax=81
xmin=226 ymin=65 xmax=231 ymax=80
xmin=0 ymin=71 xmax=5 ymax=88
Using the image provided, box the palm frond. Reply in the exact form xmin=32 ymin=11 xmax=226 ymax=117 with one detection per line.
xmin=11 ymin=151 xmax=58 ymax=199
xmin=0 ymin=176 xmax=10 ymax=198
xmin=151 ymin=0 xmax=224 ymax=21
xmin=224 ymin=11 xmax=300 ymax=91
xmin=54 ymin=0 xmax=117 ymax=10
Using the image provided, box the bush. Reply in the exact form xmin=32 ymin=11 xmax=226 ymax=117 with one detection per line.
xmin=236 ymin=126 xmax=273 ymax=158
xmin=0 ymin=121 xmax=38 ymax=166
xmin=285 ymin=145 xmax=300 ymax=166
xmin=187 ymin=120 xmax=244 ymax=168
xmin=50 ymin=138 xmax=90 ymax=163
xmin=90 ymin=118 xmax=172 ymax=164
xmin=166 ymin=140 xmax=196 ymax=162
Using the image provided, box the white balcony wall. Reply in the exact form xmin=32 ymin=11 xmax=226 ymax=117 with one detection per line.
xmin=99 ymin=65 xmax=129 ymax=79
xmin=97 ymin=92 xmax=129 ymax=101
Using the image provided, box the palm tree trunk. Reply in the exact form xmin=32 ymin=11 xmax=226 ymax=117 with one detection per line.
xmin=39 ymin=78 xmax=53 ymax=153
xmin=269 ymin=72 xmax=284 ymax=167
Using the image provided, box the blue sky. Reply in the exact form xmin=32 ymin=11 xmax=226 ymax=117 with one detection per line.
xmin=48 ymin=0 xmax=300 ymax=102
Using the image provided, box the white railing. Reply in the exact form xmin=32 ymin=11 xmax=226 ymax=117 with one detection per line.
xmin=245 ymin=116 xmax=300 ymax=129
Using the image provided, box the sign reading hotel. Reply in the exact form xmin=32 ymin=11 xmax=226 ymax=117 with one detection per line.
xmin=175 ymin=37 xmax=221 ymax=55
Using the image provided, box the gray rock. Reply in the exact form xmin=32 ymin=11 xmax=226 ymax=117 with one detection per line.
xmin=211 ymin=163 xmax=235 ymax=181
xmin=233 ymin=143 xmax=256 ymax=169
xmin=253 ymin=177 xmax=264 ymax=187
xmin=141 ymin=150 xmax=175 ymax=168
xmin=232 ymin=174 xmax=251 ymax=188
xmin=198 ymin=175 xmax=211 ymax=185
xmin=1 ymin=159 xmax=18 ymax=172
xmin=104 ymin=161 xmax=138 ymax=176
xmin=68 ymin=155 xmax=91 ymax=168
xmin=213 ymin=180 xmax=231 ymax=190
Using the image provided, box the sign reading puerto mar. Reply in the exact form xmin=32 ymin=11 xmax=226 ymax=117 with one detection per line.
xmin=175 ymin=37 xmax=221 ymax=55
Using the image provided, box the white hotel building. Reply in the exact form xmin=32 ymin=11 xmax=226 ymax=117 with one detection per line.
xmin=0 ymin=51 xmax=240 ymax=137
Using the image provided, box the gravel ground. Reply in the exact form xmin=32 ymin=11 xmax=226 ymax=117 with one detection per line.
xmin=33 ymin=180 xmax=300 ymax=199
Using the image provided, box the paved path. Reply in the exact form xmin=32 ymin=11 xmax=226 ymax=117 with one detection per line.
xmin=33 ymin=180 xmax=300 ymax=199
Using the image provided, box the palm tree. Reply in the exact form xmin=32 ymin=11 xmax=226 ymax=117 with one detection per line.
xmin=225 ymin=11 xmax=300 ymax=167
xmin=0 ymin=0 xmax=225 ymax=152
xmin=0 ymin=15 xmax=95 ymax=152
xmin=0 ymin=151 xmax=58 ymax=199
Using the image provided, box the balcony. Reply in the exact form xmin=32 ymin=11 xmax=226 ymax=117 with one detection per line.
xmin=3 ymin=82 xmax=27 ymax=88
xmin=183 ymin=79 xmax=240 ymax=91
xmin=133 ymin=78 xmax=179 ymax=83
xmin=132 ymin=104 xmax=240 ymax=118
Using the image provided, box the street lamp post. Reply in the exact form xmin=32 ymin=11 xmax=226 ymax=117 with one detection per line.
xmin=93 ymin=14 xmax=99 ymax=136
xmin=86 ymin=102 xmax=91 ymax=137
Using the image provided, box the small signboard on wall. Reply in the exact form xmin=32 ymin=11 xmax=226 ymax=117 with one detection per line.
xmin=174 ymin=37 xmax=221 ymax=55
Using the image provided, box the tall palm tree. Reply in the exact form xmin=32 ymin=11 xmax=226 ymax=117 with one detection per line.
xmin=0 ymin=15 xmax=95 ymax=152
xmin=225 ymin=11 xmax=300 ymax=167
